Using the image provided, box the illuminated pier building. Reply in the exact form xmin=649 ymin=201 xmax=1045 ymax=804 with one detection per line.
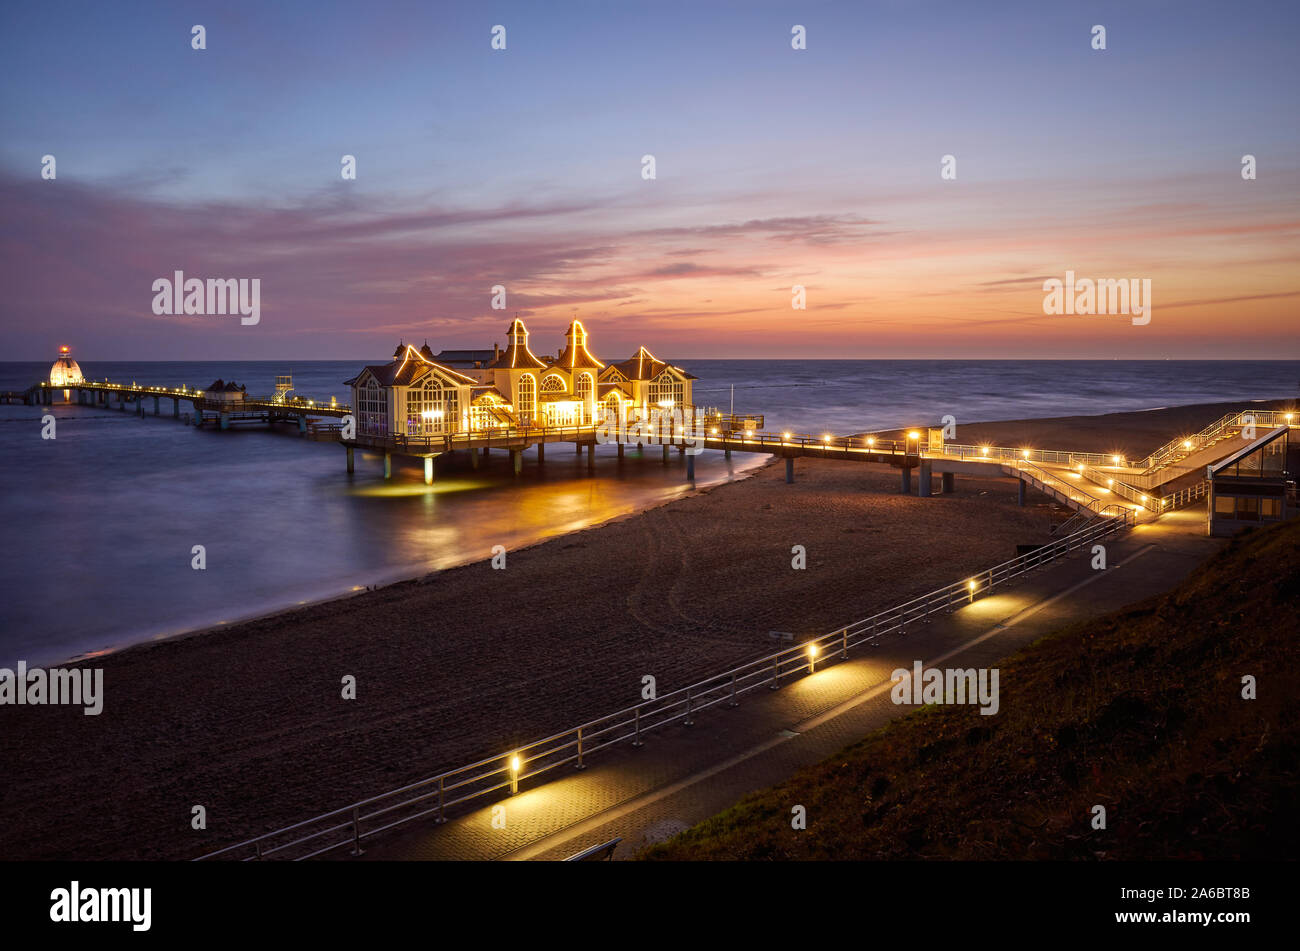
xmin=345 ymin=319 xmax=696 ymax=437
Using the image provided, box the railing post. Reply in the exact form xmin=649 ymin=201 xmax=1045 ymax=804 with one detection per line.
xmin=577 ymin=727 xmax=585 ymax=768
xmin=769 ymin=655 xmax=780 ymax=689
xmin=351 ymin=806 xmax=364 ymax=856
xmin=684 ymin=689 xmax=694 ymax=726
xmin=254 ymin=840 xmax=263 ymax=861
xmin=841 ymin=628 xmax=848 ymax=659
xmin=435 ymin=776 xmax=447 ymax=823
xmin=632 ymin=708 xmax=643 ymax=747
xmin=728 ymin=673 xmax=738 ymax=707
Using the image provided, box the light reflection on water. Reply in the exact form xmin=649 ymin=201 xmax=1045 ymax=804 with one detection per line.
xmin=2 ymin=357 xmax=1296 ymax=667
xmin=0 ymin=401 xmax=763 ymax=667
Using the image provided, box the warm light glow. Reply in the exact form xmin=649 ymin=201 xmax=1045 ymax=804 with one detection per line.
xmin=710 ymin=427 xmax=718 ymax=435
xmin=807 ymin=644 xmax=819 ymax=658
xmin=1182 ymin=440 xmax=1192 ymax=449
xmin=1112 ymin=455 xmax=1120 ymax=464
xmin=745 ymin=430 xmax=753 ymax=437
xmin=968 ymin=580 xmax=977 ymax=591
xmin=782 ymin=432 xmax=791 ymax=439
xmin=1021 ymin=449 xmax=1030 ymax=459
xmin=1107 ymin=478 xmax=1113 ymax=486
xmin=866 ymin=436 xmax=876 ymax=446
xmin=980 ymin=446 xmax=989 ymax=456
xmin=907 ymin=431 xmax=919 ymax=440
xmin=510 ymin=756 xmax=521 ymax=773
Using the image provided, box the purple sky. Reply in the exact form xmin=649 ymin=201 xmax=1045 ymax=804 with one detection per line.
xmin=2 ymin=0 xmax=1297 ymax=360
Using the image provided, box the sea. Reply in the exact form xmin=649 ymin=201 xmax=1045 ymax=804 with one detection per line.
xmin=1 ymin=359 xmax=1296 ymax=668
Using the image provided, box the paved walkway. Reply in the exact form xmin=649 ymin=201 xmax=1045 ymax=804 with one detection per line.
xmin=360 ymin=507 xmax=1217 ymax=861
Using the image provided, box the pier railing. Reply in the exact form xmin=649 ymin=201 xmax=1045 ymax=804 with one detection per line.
xmin=939 ymin=443 xmax=1119 ymax=467
xmin=194 ymin=507 xmax=1133 ymax=862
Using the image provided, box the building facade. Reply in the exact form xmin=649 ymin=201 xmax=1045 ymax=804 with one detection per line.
xmin=1206 ymin=425 xmax=1298 ymax=536
xmin=344 ymin=319 xmax=696 ymax=437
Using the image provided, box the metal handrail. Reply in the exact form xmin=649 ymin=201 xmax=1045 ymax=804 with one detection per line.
xmin=1160 ymin=480 xmax=1210 ymax=511
xmin=1079 ymin=464 xmax=1158 ymax=512
xmin=194 ymin=508 xmax=1133 ymax=862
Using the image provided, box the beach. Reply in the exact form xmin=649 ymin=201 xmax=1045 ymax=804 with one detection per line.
xmin=0 ymin=398 xmax=1288 ymax=860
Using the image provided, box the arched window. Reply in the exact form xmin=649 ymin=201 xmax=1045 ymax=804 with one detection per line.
xmin=408 ymin=378 xmax=461 ymax=435
xmin=648 ymin=370 xmax=683 ymax=408
xmin=576 ymin=372 xmax=594 ymax=423
xmin=541 ymin=374 xmax=567 ymax=393
xmin=517 ymin=373 xmax=536 ymax=424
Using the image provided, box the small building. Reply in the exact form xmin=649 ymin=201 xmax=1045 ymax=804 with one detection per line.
xmin=344 ymin=318 xmax=696 ymax=437
xmin=49 ymin=346 xmax=83 ymax=386
xmin=1206 ymin=425 xmax=1298 ymax=535
xmin=205 ymin=379 xmax=247 ymax=403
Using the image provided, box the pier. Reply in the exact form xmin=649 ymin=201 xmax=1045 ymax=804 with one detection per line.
xmin=29 ymin=379 xmax=351 ymax=436
xmin=25 ymin=374 xmax=1295 ymax=535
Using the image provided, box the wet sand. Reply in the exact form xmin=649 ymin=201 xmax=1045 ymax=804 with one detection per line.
xmin=0 ymin=398 xmax=1279 ymax=860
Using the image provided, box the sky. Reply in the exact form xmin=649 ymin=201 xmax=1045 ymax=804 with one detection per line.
xmin=1 ymin=0 xmax=1297 ymax=361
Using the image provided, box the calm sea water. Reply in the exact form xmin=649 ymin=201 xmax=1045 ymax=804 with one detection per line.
xmin=1 ymin=359 xmax=1296 ymax=667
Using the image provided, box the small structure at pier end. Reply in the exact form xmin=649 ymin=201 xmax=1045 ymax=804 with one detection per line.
xmin=344 ymin=319 xmax=696 ymax=437
xmin=49 ymin=346 xmax=83 ymax=386
xmin=205 ymin=380 xmax=248 ymax=403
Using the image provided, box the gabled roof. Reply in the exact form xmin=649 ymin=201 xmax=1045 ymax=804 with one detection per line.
xmin=556 ymin=319 xmax=604 ymax=370
xmin=597 ymin=382 xmax=633 ymax=399
xmin=487 ymin=318 xmax=546 ymax=370
xmin=345 ymin=346 xmax=479 ymax=388
xmin=610 ymin=346 xmax=697 ymax=381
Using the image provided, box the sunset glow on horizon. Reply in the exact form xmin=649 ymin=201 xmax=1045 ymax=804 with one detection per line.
xmin=2 ymin=0 xmax=1297 ymax=360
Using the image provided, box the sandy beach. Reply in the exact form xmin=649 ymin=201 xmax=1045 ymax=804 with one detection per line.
xmin=0 ymin=398 xmax=1286 ymax=860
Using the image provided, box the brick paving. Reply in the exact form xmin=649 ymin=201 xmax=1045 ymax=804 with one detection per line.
xmin=360 ymin=508 xmax=1217 ymax=861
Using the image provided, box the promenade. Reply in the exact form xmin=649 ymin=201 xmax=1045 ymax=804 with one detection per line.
xmin=360 ymin=507 xmax=1218 ymax=861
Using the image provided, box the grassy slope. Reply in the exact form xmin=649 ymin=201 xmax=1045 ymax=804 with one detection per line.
xmin=643 ymin=518 xmax=1300 ymax=860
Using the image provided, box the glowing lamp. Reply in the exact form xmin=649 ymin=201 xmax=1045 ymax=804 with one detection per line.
xmin=866 ymin=437 xmax=876 ymax=446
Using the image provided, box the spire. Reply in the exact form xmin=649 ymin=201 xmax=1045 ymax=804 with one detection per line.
xmin=557 ymin=319 xmax=604 ymax=368
xmin=489 ymin=316 xmax=545 ymax=370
